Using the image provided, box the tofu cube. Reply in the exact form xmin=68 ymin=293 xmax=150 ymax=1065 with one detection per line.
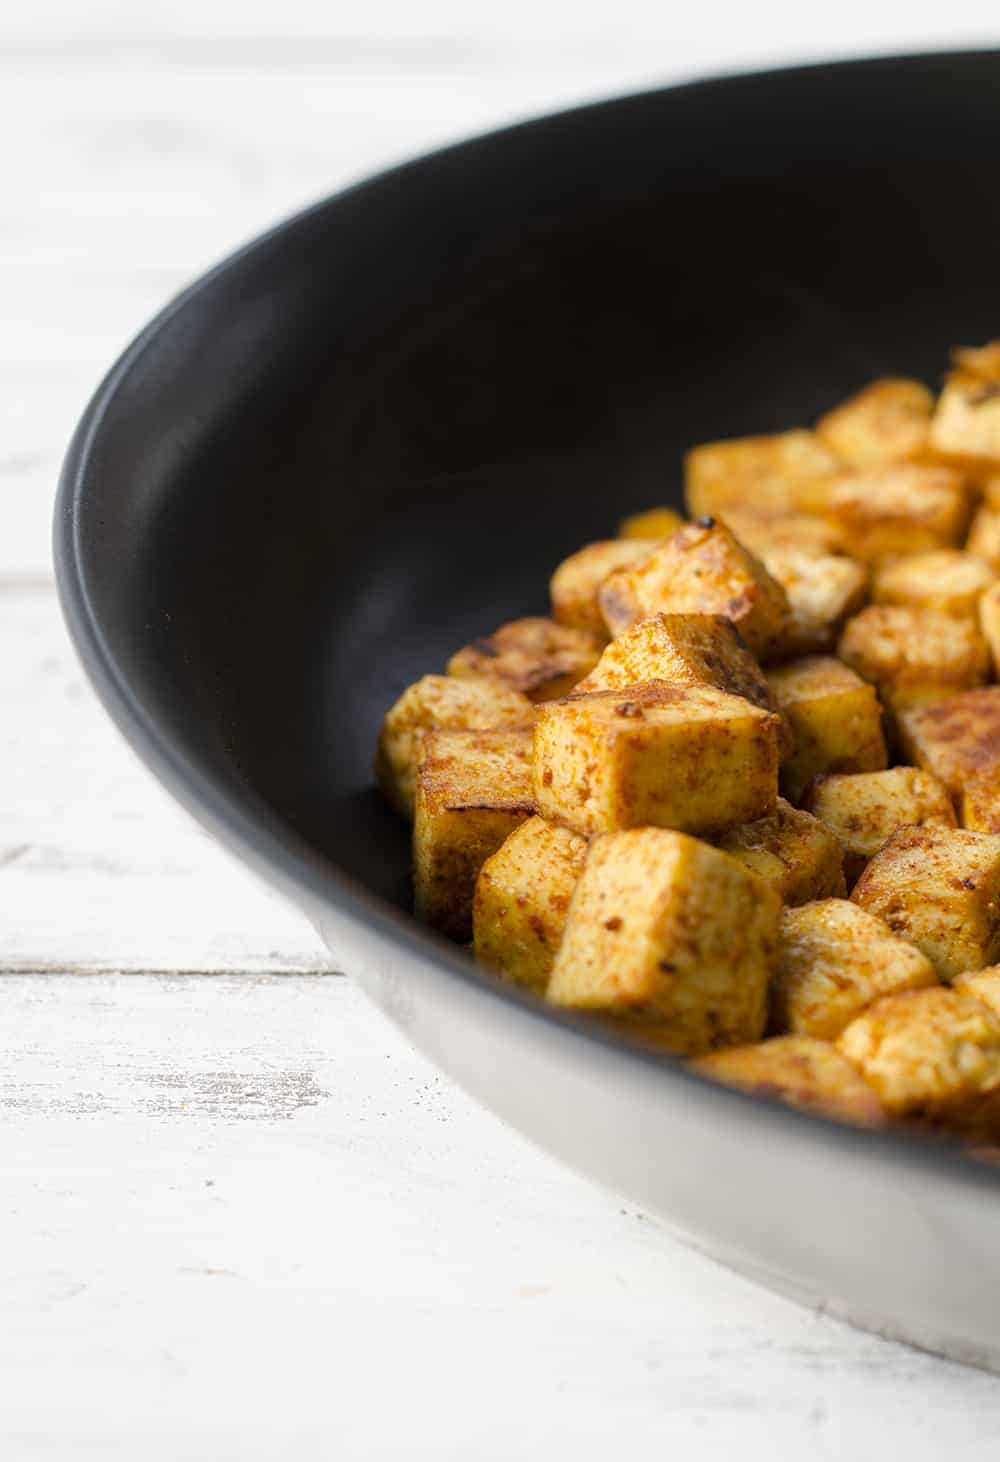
xmin=413 ymin=727 xmax=535 ymax=940
xmin=376 ymin=673 xmax=533 ymax=818
xmin=472 ymin=816 xmax=588 ymax=993
xmin=618 ymin=506 xmax=684 ymax=540
xmin=851 ymin=825 xmax=1000 ymax=979
xmin=546 ymin=828 xmax=780 ymax=1054
xmin=898 ymin=687 xmax=1000 ymax=796
xmin=684 ymin=429 xmax=840 ymax=520
xmin=838 ymin=605 xmax=989 ymax=715
xmin=533 ymin=680 xmax=779 ymax=838
xmin=761 ymin=547 xmax=869 ymax=657
xmin=573 ymin=612 xmax=788 ymax=749
xmin=694 ymin=1035 xmax=886 ymax=1127
xmin=720 ymin=507 xmax=848 ymax=558
xmin=765 ymin=656 xmax=887 ymax=804
xmin=448 ymin=616 xmax=603 ymax=703
xmin=838 ymin=988 xmax=1000 ymax=1136
xmin=810 ymin=464 xmax=971 ymax=562
xmin=806 ymin=766 xmax=957 ymax=884
xmin=953 ymin=966 xmax=1000 ymax=1017
xmin=773 ymin=899 xmax=937 ymax=1040
xmin=550 ymin=540 xmax=660 ymax=636
xmin=598 ymin=519 xmax=791 ymax=660
xmin=965 ymin=504 xmax=1000 ymax=569
xmin=871 ymin=549 xmax=994 ymax=618
xmin=979 ymin=581 xmax=1000 ymax=672
xmin=715 ymin=798 xmax=846 ymax=906
xmin=929 ymin=343 xmax=1000 ymax=479
xmin=959 ymin=767 xmax=1000 ymax=835
xmin=815 ymin=377 xmax=934 ymax=467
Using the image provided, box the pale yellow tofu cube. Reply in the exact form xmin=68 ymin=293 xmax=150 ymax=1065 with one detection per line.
xmin=547 ymin=828 xmax=780 ymax=1054
xmin=851 ymin=825 xmax=1000 ymax=980
xmin=598 ymin=519 xmax=791 ymax=659
xmin=684 ymin=429 xmax=840 ymax=520
xmin=979 ymin=581 xmax=1000 ymax=672
xmin=773 ymin=899 xmax=937 ymax=1040
xmin=898 ymin=687 xmax=1000 ymax=796
xmin=816 ymin=377 xmax=934 ymax=467
xmin=809 ymin=464 xmax=971 ymax=562
xmin=472 ymin=816 xmax=588 ymax=993
xmin=376 ymin=673 xmax=533 ymax=818
xmin=413 ymin=727 xmax=534 ymax=940
xmin=959 ymin=766 xmax=1000 ymax=836
xmin=838 ymin=988 xmax=1000 ymax=1136
xmin=929 ymin=343 xmax=1000 ymax=479
xmin=695 ymin=1035 xmax=885 ymax=1127
xmin=448 ymin=616 xmax=603 ymax=702
xmin=618 ymin=506 xmax=685 ymax=540
xmin=806 ymin=766 xmax=957 ymax=884
xmin=965 ymin=504 xmax=1000 ymax=569
xmin=766 ymin=656 xmax=887 ymax=804
xmin=533 ymin=680 xmax=779 ymax=838
xmin=762 ymin=547 xmax=869 ymax=656
xmin=954 ymin=966 xmax=1000 ymax=1017
xmin=871 ymin=549 xmax=994 ymax=618
xmin=716 ymin=799 xmax=845 ymax=906
xmin=550 ymin=540 xmax=660 ymax=636
xmin=838 ymin=605 xmax=989 ymax=715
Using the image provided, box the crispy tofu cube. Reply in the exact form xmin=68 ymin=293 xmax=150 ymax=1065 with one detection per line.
xmin=762 ymin=547 xmax=869 ymax=657
xmin=838 ymin=605 xmax=989 ymax=715
xmin=954 ymin=966 xmax=1000 ymax=1017
xmin=618 ymin=506 xmax=684 ymax=540
xmin=871 ymin=549 xmax=994 ymax=618
xmin=965 ymin=505 xmax=1000 ymax=569
xmin=929 ymin=343 xmax=1000 ymax=479
xmin=898 ymin=687 xmax=1000 ymax=796
xmin=851 ymin=825 xmax=1000 ymax=979
xmin=546 ymin=828 xmax=780 ymax=1054
xmin=766 ymin=656 xmax=887 ymax=804
xmin=448 ymin=617 xmax=602 ymax=703
xmin=773 ymin=899 xmax=937 ymax=1040
xmin=716 ymin=799 xmax=845 ymax=906
xmin=598 ymin=519 xmax=791 ymax=659
xmin=816 ymin=377 xmax=934 ymax=467
xmin=533 ymin=680 xmax=779 ymax=838
xmin=959 ymin=767 xmax=1000 ymax=835
xmin=838 ymin=988 xmax=1000 ymax=1136
xmin=720 ymin=508 xmax=848 ymax=558
xmin=809 ymin=464 xmax=971 ymax=563
xmin=472 ymin=816 xmax=588 ymax=993
xmin=376 ymin=673 xmax=533 ymax=818
xmin=806 ymin=766 xmax=956 ymax=884
xmin=413 ymin=727 xmax=534 ymax=940
xmin=694 ymin=1035 xmax=886 ymax=1127
xmin=684 ymin=429 xmax=840 ymax=520
xmin=550 ymin=540 xmax=660 ymax=636
xmin=979 ymin=581 xmax=1000 ymax=672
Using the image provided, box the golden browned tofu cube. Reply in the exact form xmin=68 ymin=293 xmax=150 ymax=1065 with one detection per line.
xmin=546 ymin=828 xmax=780 ymax=1054
xmin=959 ymin=766 xmax=1000 ymax=835
xmin=618 ymin=506 xmax=684 ymax=540
xmin=719 ymin=507 xmax=848 ymax=558
xmin=811 ymin=464 xmax=971 ymax=562
xmin=716 ymin=799 xmax=845 ymax=906
xmin=806 ymin=766 xmax=957 ymax=884
xmin=598 ymin=519 xmax=791 ymax=659
xmin=533 ymin=680 xmax=779 ymax=838
xmin=472 ymin=816 xmax=588 ymax=993
xmin=838 ymin=987 xmax=1000 ymax=1136
xmin=694 ymin=1035 xmax=885 ymax=1127
xmin=871 ymin=549 xmax=994 ymax=618
xmin=851 ymin=825 xmax=1000 ymax=979
xmin=766 ymin=656 xmax=887 ymax=804
xmin=979 ymin=581 xmax=1000 ymax=672
xmin=954 ymin=966 xmax=1000 ymax=1017
xmin=898 ymin=687 xmax=1000 ymax=796
xmin=816 ymin=377 xmax=934 ymax=467
xmin=773 ymin=899 xmax=937 ymax=1040
xmin=448 ymin=617 xmax=603 ymax=703
xmin=965 ymin=505 xmax=1000 ymax=569
xmin=684 ymin=429 xmax=839 ymax=519
xmin=550 ymin=540 xmax=660 ymax=636
xmin=838 ymin=605 xmax=989 ymax=715
xmin=929 ymin=343 xmax=1000 ymax=479
xmin=376 ymin=673 xmax=533 ymax=818
xmin=413 ymin=727 xmax=534 ymax=940
xmin=762 ymin=547 xmax=869 ymax=657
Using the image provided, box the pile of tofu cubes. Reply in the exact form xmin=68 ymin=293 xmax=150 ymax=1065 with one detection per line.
xmin=376 ymin=343 xmax=1000 ymax=1147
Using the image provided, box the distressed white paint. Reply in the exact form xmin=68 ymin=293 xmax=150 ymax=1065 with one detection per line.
xmin=6 ymin=2 xmax=1000 ymax=1453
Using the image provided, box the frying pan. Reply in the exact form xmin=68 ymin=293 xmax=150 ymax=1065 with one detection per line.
xmin=55 ymin=50 xmax=1000 ymax=1368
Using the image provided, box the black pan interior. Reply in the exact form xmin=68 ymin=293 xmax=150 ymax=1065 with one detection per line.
xmin=74 ymin=52 xmax=1000 ymax=912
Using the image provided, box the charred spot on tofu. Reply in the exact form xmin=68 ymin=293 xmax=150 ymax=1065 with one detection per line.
xmin=448 ymin=617 xmax=603 ymax=702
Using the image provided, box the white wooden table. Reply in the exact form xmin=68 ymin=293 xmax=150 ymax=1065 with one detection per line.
xmin=8 ymin=5 xmax=1000 ymax=1453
